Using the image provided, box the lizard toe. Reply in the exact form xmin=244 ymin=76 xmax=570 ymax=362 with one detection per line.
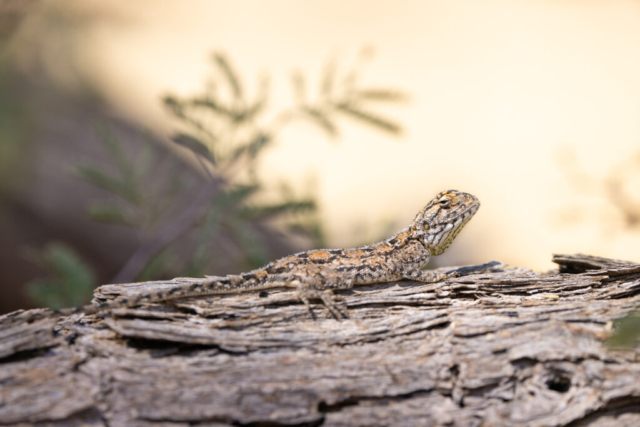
xmin=295 ymin=286 xmax=348 ymax=319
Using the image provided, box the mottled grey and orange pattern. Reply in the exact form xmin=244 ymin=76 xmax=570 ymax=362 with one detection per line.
xmin=90 ymin=190 xmax=480 ymax=317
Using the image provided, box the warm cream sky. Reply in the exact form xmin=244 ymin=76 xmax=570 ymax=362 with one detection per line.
xmin=17 ymin=0 xmax=640 ymax=269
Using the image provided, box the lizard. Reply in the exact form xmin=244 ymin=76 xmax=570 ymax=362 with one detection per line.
xmin=63 ymin=189 xmax=480 ymax=318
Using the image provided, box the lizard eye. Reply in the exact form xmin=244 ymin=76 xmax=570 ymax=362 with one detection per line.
xmin=423 ymin=222 xmax=431 ymax=230
xmin=438 ymin=198 xmax=451 ymax=208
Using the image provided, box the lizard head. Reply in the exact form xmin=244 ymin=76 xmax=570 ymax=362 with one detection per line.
xmin=413 ymin=190 xmax=480 ymax=255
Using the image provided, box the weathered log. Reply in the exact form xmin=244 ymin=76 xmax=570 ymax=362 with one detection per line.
xmin=1 ymin=254 xmax=639 ymax=426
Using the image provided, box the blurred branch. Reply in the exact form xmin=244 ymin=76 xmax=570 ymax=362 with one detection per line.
xmin=113 ymin=179 xmax=221 ymax=283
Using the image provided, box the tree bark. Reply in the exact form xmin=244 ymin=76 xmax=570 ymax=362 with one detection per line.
xmin=1 ymin=254 xmax=640 ymax=426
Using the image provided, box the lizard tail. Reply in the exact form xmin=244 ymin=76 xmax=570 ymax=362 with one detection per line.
xmin=54 ymin=304 xmax=99 ymax=317
xmin=53 ymin=276 xmax=239 ymax=317
xmin=109 ymin=276 xmax=237 ymax=307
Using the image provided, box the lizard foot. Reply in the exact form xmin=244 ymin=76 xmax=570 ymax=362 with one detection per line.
xmin=294 ymin=282 xmax=347 ymax=319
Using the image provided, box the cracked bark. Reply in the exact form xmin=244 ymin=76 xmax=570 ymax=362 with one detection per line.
xmin=1 ymin=253 xmax=640 ymax=426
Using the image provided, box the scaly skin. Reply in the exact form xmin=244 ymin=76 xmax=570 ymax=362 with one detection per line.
xmin=75 ymin=190 xmax=480 ymax=318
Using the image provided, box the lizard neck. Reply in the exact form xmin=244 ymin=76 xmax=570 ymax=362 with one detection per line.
xmin=379 ymin=223 xmax=423 ymax=251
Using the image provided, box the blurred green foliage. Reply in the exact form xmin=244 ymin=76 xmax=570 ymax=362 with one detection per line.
xmin=25 ymin=242 xmax=96 ymax=309
xmin=75 ymin=123 xmax=187 ymax=229
xmin=26 ymin=50 xmax=406 ymax=309
xmin=606 ymin=311 xmax=640 ymax=350
xmin=0 ymin=51 xmax=29 ymax=197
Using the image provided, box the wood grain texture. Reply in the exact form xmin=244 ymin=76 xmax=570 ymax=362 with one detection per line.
xmin=1 ymin=254 xmax=640 ymax=426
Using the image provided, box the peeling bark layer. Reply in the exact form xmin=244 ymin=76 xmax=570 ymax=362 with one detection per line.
xmin=1 ymin=254 xmax=640 ymax=426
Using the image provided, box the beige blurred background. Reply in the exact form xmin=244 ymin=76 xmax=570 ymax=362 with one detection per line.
xmin=2 ymin=0 xmax=640 ymax=312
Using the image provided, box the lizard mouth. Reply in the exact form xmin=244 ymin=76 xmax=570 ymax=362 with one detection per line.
xmin=462 ymin=201 xmax=480 ymax=218
xmin=453 ymin=201 xmax=480 ymax=229
xmin=428 ymin=199 xmax=480 ymax=255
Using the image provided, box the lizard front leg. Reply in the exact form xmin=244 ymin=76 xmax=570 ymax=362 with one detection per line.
xmin=285 ymin=268 xmax=352 ymax=319
xmin=389 ymin=241 xmax=458 ymax=283
xmin=398 ymin=267 xmax=455 ymax=283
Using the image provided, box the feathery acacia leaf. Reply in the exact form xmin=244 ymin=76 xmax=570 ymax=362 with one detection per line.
xmin=320 ymin=57 xmax=337 ymax=97
xmin=172 ymin=133 xmax=215 ymax=164
xmin=227 ymin=133 xmax=271 ymax=163
xmin=334 ymin=103 xmax=402 ymax=135
xmin=229 ymin=220 xmax=270 ymax=269
xmin=238 ymin=76 xmax=269 ymax=123
xmin=353 ymin=89 xmax=408 ymax=103
xmin=189 ymin=97 xmax=235 ymax=117
xmin=164 ymin=96 xmax=218 ymax=140
xmin=213 ymin=53 xmax=243 ymax=100
xmin=86 ymin=202 xmax=134 ymax=226
xmin=291 ymin=70 xmax=307 ymax=105
xmin=25 ymin=242 xmax=96 ymax=309
xmin=95 ymin=123 xmax=134 ymax=181
xmin=163 ymin=96 xmax=186 ymax=118
xmin=74 ymin=164 xmax=140 ymax=204
xmin=302 ymin=107 xmax=338 ymax=138
xmin=220 ymin=184 xmax=261 ymax=207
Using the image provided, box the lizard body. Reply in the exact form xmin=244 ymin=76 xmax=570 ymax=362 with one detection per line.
xmin=74 ymin=190 xmax=479 ymax=317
